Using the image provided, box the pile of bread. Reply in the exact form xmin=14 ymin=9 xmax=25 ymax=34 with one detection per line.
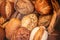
xmin=0 ymin=0 xmax=60 ymax=40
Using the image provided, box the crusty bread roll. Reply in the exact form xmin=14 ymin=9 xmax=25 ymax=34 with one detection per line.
xmin=38 ymin=15 xmax=52 ymax=27
xmin=5 ymin=1 xmax=14 ymax=19
xmin=35 ymin=0 xmax=52 ymax=15
xmin=5 ymin=18 xmax=21 ymax=40
xmin=11 ymin=27 xmax=30 ymax=40
xmin=30 ymin=26 xmax=48 ymax=40
xmin=15 ymin=0 xmax=34 ymax=14
xmin=21 ymin=14 xmax=38 ymax=31
xmin=0 ymin=0 xmax=14 ymax=19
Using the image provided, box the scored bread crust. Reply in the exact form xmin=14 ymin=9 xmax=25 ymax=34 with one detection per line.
xmin=30 ymin=27 xmax=40 ymax=40
xmin=30 ymin=26 xmax=48 ymax=40
xmin=41 ymin=30 xmax=48 ymax=40
xmin=35 ymin=0 xmax=52 ymax=15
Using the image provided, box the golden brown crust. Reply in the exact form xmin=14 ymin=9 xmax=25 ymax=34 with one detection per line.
xmin=6 ymin=0 xmax=15 ymax=3
xmin=33 ymin=27 xmax=44 ymax=40
xmin=38 ymin=15 xmax=52 ymax=27
xmin=35 ymin=0 xmax=52 ymax=15
xmin=47 ymin=11 xmax=57 ymax=34
xmin=5 ymin=18 xmax=21 ymax=40
xmin=51 ymin=0 xmax=60 ymax=11
xmin=0 ymin=17 xmax=5 ymax=25
xmin=2 ymin=21 xmax=9 ymax=29
xmin=0 ymin=0 xmax=14 ymax=19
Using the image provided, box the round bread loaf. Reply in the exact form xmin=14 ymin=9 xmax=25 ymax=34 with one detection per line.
xmin=35 ymin=0 xmax=52 ymax=15
xmin=5 ymin=18 xmax=21 ymax=40
xmin=38 ymin=15 xmax=52 ymax=27
xmin=15 ymin=0 xmax=34 ymax=14
xmin=21 ymin=14 xmax=38 ymax=31
xmin=30 ymin=26 xmax=48 ymax=40
xmin=11 ymin=27 xmax=30 ymax=40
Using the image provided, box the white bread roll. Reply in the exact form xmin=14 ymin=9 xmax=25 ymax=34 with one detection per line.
xmin=30 ymin=26 xmax=48 ymax=40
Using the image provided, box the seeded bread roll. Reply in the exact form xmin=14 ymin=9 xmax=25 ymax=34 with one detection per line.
xmin=21 ymin=14 xmax=38 ymax=31
xmin=30 ymin=26 xmax=48 ymax=40
xmin=5 ymin=18 xmax=21 ymax=40
xmin=11 ymin=27 xmax=30 ymax=40
xmin=35 ymin=0 xmax=52 ymax=15
xmin=38 ymin=15 xmax=52 ymax=27
xmin=15 ymin=0 xmax=34 ymax=14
